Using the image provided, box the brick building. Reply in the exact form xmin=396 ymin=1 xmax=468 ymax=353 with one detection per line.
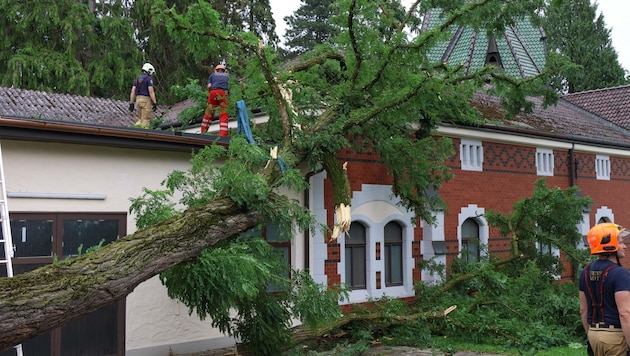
xmin=311 ymin=91 xmax=630 ymax=307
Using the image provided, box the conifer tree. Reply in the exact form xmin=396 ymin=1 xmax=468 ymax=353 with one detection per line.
xmin=543 ymin=0 xmax=627 ymax=93
xmin=283 ymin=0 xmax=339 ymax=56
xmin=0 ymin=0 xmax=141 ymax=98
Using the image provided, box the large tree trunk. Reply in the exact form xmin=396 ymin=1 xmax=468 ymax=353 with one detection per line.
xmin=0 ymin=197 xmax=260 ymax=351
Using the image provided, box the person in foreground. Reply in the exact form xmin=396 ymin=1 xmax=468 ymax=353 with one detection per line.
xmin=580 ymin=222 xmax=630 ymax=356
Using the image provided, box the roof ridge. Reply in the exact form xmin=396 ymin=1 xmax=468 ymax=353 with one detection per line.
xmin=0 ymin=86 xmax=127 ymax=104
xmin=563 ymin=84 xmax=630 ymax=97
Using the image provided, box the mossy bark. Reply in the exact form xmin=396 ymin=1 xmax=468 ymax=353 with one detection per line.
xmin=0 ymin=197 xmax=260 ymax=352
xmin=289 ymin=306 xmax=458 ymax=347
xmin=322 ymin=153 xmax=351 ymax=208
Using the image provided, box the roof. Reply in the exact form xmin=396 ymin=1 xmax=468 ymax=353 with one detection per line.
xmin=2 ymin=85 xmax=630 ymax=151
xmin=0 ymin=116 xmax=229 ymax=151
xmin=0 ymin=87 xmax=168 ymax=127
xmin=470 ymin=92 xmax=630 ymax=146
xmin=562 ymin=85 xmax=630 ymax=128
xmin=422 ymin=10 xmax=546 ymax=78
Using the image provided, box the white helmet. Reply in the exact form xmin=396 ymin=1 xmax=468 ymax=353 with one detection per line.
xmin=142 ymin=63 xmax=155 ymax=75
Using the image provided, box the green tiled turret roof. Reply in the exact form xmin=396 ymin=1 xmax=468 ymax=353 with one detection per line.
xmin=421 ymin=9 xmax=546 ymax=78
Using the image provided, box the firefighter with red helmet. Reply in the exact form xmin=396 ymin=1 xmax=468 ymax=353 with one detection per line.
xmin=579 ymin=222 xmax=630 ymax=355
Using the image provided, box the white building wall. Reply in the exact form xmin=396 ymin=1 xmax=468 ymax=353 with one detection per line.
xmin=1 ymin=139 xmax=236 ymax=355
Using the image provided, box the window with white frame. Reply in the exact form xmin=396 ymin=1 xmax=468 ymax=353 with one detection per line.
xmin=461 ymin=218 xmax=480 ymax=262
xmin=345 ymin=222 xmax=367 ymax=290
xmin=537 ymin=240 xmax=561 ymax=279
xmin=384 ymin=221 xmax=403 ymax=287
xmin=460 ymin=139 xmax=483 ymax=171
xmin=536 ymin=148 xmax=554 ymax=176
xmin=596 ymin=155 xmax=611 ymax=180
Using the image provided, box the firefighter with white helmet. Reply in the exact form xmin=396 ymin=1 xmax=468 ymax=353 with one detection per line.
xmin=579 ymin=222 xmax=630 ymax=355
xmin=129 ymin=62 xmax=158 ymax=128
xmin=201 ymin=63 xmax=230 ymax=136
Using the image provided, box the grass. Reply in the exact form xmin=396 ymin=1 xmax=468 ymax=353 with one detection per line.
xmin=430 ymin=338 xmax=589 ymax=355
xmin=286 ymin=337 xmax=590 ymax=355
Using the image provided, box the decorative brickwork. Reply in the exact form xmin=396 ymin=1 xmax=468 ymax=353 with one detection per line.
xmin=483 ymin=143 xmax=535 ymax=172
xmin=412 ymin=241 xmax=422 ymax=259
xmin=327 ymin=243 xmax=341 ymax=263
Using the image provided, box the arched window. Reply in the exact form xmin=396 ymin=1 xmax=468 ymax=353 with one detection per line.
xmin=384 ymin=221 xmax=403 ymax=286
xmin=345 ymin=222 xmax=367 ymax=289
xmin=461 ymin=218 xmax=480 ymax=262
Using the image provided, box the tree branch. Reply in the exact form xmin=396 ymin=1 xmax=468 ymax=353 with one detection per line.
xmin=0 ymin=197 xmax=261 ymax=351
xmin=347 ymin=0 xmax=362 ymax=88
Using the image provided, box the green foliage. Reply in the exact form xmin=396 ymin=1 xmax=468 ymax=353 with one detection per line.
xmin=0 ymin=0 xmax=141 ymax=99
xmin=289 ymin=180 xmax=591 ymax=354
xmin=53 ymin=239 xmax=106 ymax=264
xmin=129 ymin=188 xmax=178 ymax=230
xmin=159 ymin=237 xmax=291 ymax=354
xmin=0 ymin=0 xmax=279 ymax=103
xmin=283 ymin=0 xmax=340 ymax=57
xmin=159 ymin=237 xmax=345 ymax=356
xmin=485 ymin=178 xmax=592 ymax=270
xmin=411 ymin=261 xmax=584 ymax=352
xmin=127 ymin=1 xmax=574 ymax=353
xmin=82 ymin=239 xmax=106 ymax=255
xmin=292 ymin=272 xmax=348 ymax=329
xmin=129 ymin=139 xmax=336 ymax=353
xmin=542 ymin=0 xmax=627 ymax=92
xmin=409 ymin=180 xmax=591 ymax=352
xmin=131 ymin=136 xmax=319 ymax=237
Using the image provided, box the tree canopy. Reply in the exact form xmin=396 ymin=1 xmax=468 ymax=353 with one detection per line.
xmin=0 ymin=0 xmax=278 ymax=104
xmin=0 ymin=0 xmax=575 ymax=354
xmin=282 ymin=0 xmax=341 ymax=57
xmin=542 ymin=0 xmax=627 ymax=93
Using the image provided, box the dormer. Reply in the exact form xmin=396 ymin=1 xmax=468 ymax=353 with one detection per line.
xmin=485 ymin=34 xmax=504 ymax=71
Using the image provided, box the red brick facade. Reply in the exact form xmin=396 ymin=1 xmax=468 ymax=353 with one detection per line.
xmin=322 ymin=134 xmax=630 ymax=293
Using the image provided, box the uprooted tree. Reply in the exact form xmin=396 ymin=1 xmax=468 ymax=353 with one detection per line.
xmin=0 ymin=0 xmax=571 ymax=353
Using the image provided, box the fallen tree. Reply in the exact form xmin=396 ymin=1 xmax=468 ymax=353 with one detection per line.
xmin=283 ymin=180 xmax=591 ymax=352
xmin=0 ymin=198 xmax=259 ymax=350
xmin=0 ymin=0 xmax=561 ymax=353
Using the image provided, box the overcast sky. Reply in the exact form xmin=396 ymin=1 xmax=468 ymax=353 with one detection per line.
xmin=269 ymin=0 xmax=630 ymax=73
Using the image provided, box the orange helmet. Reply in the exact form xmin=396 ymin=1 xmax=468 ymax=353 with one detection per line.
xmin=215 ymin=64 xmax=226 ymax=71
xmin=587 ymin=223 xmax=628 ymax=255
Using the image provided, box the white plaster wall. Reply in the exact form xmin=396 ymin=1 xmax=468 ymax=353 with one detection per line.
xmin=1 ymin=139 xmax=233 ymax=354
xmin=420 ymin=213 xmax=446 ymax=285
xmin=310 ymin=171 xmax=329 ymax=286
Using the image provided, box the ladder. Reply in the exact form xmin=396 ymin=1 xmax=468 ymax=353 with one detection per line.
xmin=0 ymin=142 xmax=23 ymax=356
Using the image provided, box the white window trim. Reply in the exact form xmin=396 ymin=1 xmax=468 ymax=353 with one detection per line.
xmin=536 ymin=148 xmax=554 ymax=176
xmin=460 ymin=139 xmax=483 ymax=171
xmin=595 ymin=206 xmax=614 ymax=225
xmin=596 ymin=155 xmax=611 ymax=180
xmin=339 ymin=184 xmax=416 ymax=305
xmin=536 ymin=240 xmax=561 ymax=280
xmin=457 ymin=204 xmax=489 ymax=257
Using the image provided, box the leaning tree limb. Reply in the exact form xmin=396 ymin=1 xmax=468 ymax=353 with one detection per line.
xmin=289 ymin=305 xmax=458 ymax=346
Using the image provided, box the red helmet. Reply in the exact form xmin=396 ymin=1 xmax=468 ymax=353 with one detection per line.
xmin=587 ymin=223 xmax=628 ymax=255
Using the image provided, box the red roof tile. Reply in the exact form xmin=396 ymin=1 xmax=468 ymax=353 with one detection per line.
xmin=562 ymin=85 xmax=630 ymax=128
xmin=471 ymin=92 xmax=630 ymax=145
